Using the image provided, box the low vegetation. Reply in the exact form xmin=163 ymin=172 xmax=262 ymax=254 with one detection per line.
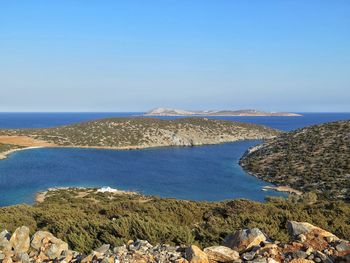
xmin=0 ymin=188 xmax=349 ymax=253
xmin=0 ymin=143 xmax=23 ymax=156
xmin=241 ymin=120 xmax=350 ymax=200
xmin=0 ymin=117 xmax=279 ymax=149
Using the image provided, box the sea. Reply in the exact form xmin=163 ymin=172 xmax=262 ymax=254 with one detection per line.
xmin=0 ymin=112 xmax=349 ymax=206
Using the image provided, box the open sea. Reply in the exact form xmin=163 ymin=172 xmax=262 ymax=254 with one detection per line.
xmin=0 ymin=112 xmax=349 ymax=206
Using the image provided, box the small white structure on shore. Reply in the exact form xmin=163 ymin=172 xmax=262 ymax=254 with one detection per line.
xmin=97 ymin=186 xmax=118 ymax=193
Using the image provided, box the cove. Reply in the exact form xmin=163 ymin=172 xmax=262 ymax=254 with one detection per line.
xmin=0 ymin=140 xmax=286 ymax=206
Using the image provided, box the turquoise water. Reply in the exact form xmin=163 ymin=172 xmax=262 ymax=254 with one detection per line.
xmin=0 ymin=112 xmax=349 ymax=206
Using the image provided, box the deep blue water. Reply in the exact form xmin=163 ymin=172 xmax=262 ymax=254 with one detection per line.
xmin=0 ymin=112 xmax=350 ymax=131
xmin=0 ymin=141 xmax=287 ymax=206
xmin=0 ymin=112 xmax=349 ymax=206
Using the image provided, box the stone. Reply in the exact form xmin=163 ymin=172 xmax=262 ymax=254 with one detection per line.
xmin=31 ymin=230 xmax=68 ymax=259
xmin=250 ymin=258 xmax=267 ymax=263
xmin=290 ymin=259 xmax=314 ymax=263
xmin=9 ymin=226 xmax=30 ymax=253
xmin=335 ymin=240 xmax=350 ymax=253
xmin=286 ymin=221 xmax=339 ymax=251
xmin=203 ymin=246 xmax=239 ymax=262
xmin=292 ymin=250 xmax=308 ymax=259
xmin=94 ymin=244 xmax=110 ymax=254
xmin=257 ymin=243 xmax=281 ymax=260
xmin=223 ymin=228 xmax=267 ymax=252
xmin=242 ymin=250 xmax=256 ymax=260
xmin=286 ymin=221 xmax=338 ymax=240
xmin=0 ymin=230 xmax=11 ymax=252
xmin=313 ymin=251 xmax=333 ymax=263
xmin=81 ymin=253 xmax=96 ymax=263
xmin=185 ymin=245 xmax=209 ymax=263
xmin=13 ymin=252 xmax=30 ymax=263
xmin=2 ymin=256 xmax=13 ymax=263
xmin=297 ymin=234 xmax=306 ymax=242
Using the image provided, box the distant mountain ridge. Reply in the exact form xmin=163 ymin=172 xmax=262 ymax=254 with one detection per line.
xmin=144 ymin=107 xmax=301 ymax=116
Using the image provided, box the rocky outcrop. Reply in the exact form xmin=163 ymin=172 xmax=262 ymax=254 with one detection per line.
xmin=203 ymin=246 xmax=239 ymax=262
xmin=223 ymin=228 xmax=267 ymax=252
xmin=0 ymin=221 xmax=349 ymax=262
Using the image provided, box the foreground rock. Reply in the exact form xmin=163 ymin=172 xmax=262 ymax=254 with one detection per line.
xmin=223 ymin=227 xmax=267 ymax=252
xmin=0 ymin=221 xmax=349 ymax=262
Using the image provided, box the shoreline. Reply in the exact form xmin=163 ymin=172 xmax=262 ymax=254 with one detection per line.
xmin=35 ymin=187 xmax=140 ymax=204
xmin=0 ymin=136 xmax=266 ymax=161
xmin=240 ymin=159 xmax=303 ymax=196
xmin=262 ymin=185 xmax=302 ymax=195
xmin=0 ymin=139 xmax=302 ymax=202
xmin=0 ymin=146 xmax=46 ymax=160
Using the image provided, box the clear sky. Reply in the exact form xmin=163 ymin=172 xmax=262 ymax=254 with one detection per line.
xmin=0 ymin=1 xmax=349 ymax=112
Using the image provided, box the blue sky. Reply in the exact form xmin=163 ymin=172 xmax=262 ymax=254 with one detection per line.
xmin=0 ymin=1 xmax=349 ymax=112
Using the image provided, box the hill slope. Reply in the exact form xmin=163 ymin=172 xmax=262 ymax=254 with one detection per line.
xmin=0 ymin=188 xmax=349 ymax=253
xmin=0 ymin=118 xmax=279 ymax=153
xmin=240 ymin=120 xmax=350 ymax=199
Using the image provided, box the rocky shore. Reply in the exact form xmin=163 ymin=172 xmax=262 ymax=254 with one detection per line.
xmin=1 ymin=221 xmax=349 ymax=263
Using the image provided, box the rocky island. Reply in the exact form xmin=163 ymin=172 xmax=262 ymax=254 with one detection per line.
xmin=0 ymin=117 xmax=279 ymax=160
xmin=144 ymin=108 xmax=302 ymax=117
xmin=240 ymin=120 xmax=350 ymax=200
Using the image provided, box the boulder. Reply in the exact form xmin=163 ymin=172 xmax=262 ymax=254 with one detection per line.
xmin=9 ymin=226 xmax=30 ymax=253
xmin=222 ymin=228 xmax=267 ymax=252
xmin=335 ymin=240 xmax=350 ymax=254
xmin=0 ymin=230 xmax=11 ymax=251
xmin=203 ymin=246 xmax=239 ymax=262
xmin=185 ymin=245 xmax=209 ymax=263
xmin=290 ymin=259 xmax=314 ymax=263
xmin=31 ymin=231 xmax=68 ymax=259
xmin=257 ymin=243 xmax=281 ymax=259
xmin=286 ymin=221 xmax=338 ymax=240
xmin=94 ymin=244 xmax=110 ymax=254
xmin=13 ymin=252 xmax=30 ymax=263
xmin=2 ymin=256 xmax=13 ymax=263
xmin=286 ymin=221 xmax=338 ymax=250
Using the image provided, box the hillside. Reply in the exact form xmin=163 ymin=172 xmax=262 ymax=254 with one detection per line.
xmin=0 ymin=117 xmax=279 ymax=157
xmin=240 ymin=120 xmax=350 ymax=199
xmin=0 ymin=187 xmax=349 ymax=257
xmin=144 ymin=108 xmax=301 ymax=116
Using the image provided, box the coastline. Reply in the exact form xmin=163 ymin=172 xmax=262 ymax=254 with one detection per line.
xmin=0 ymin=138 xmax=302 ymax=199
xmin=262 ymin=185 xmax=302 ymax=195
xmin=35 ymin=187 xmax=139 ymax=204
xmin=0 ymin=146 xmax=46 ymax=160
xmin=239 ymin=155 xmax=303 ymax=196
xmin=0 ymin=136 xmax=268 ymax=161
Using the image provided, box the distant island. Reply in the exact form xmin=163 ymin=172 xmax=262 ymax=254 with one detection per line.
xmin=144 ymin=107 xmax=302 ymax=117
xmin=0 ymin=117 xmax=279 ymax=160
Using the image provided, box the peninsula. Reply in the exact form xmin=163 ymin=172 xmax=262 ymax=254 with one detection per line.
xmin=240 ymin=120 xmax=350 ymax=200
xmin=144 ymin=108 xmax=302 ymax=117
xmin=0 ymin=117 xmax=279 ymax=160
